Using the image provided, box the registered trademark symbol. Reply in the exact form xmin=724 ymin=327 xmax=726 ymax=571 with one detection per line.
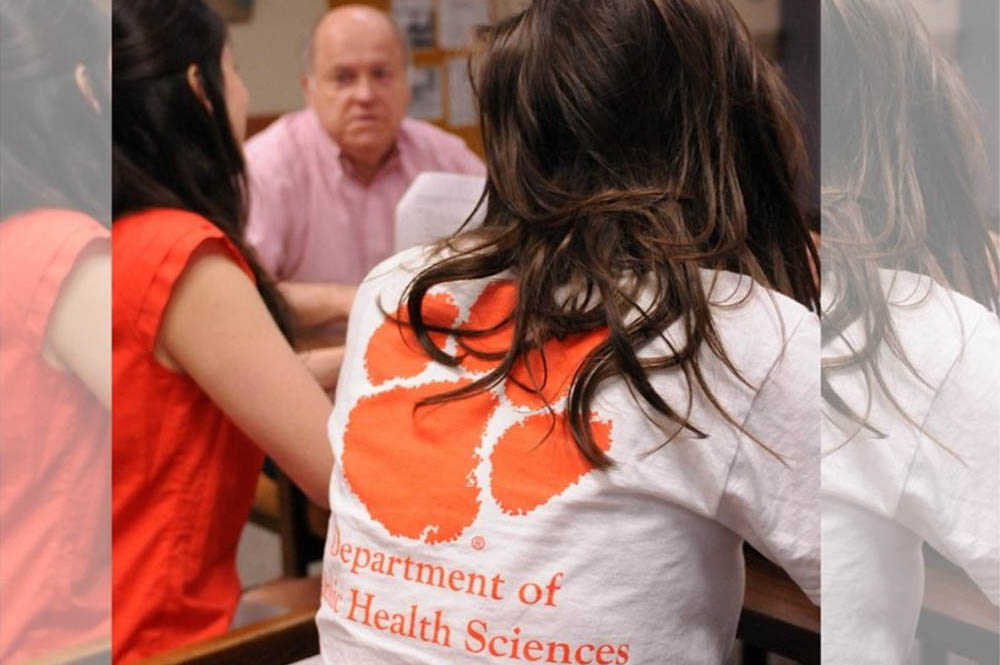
xmin=471 ymin=535 xmax=486 ymax=550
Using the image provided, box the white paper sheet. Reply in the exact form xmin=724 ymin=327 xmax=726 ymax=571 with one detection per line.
xmin=395 ymin=172 xmax=488 ymax=252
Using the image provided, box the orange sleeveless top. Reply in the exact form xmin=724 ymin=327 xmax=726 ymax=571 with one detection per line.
xmin=112 ymin=209 xmax=264 ymax=663
xmin=0 ymin=209 xmax=110 ymax=664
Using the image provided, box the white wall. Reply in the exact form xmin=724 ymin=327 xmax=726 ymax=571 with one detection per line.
xmin=229 ymin=0 xmax=328 ymax=114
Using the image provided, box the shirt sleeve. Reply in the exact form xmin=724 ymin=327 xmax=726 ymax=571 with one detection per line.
xmin=112 ymin=210 xmax=253 ymax=353
xmin=714 ymin=310 xmax=821 ymax=604
xmin=895 ymin=311 xmax=1000 ymax=605
xmin=0 ymin=210 xmax=108 ymax=351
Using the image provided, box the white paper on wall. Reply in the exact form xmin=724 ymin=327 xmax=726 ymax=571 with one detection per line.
xmin=392 ymin=0 xmax=436 ymax=49
xmin=409 ymin=66 xmax=443 ymax=120
xmin=395 ymin=172 xmax=488 ymax=252
xmin=439 ymin=0 xmax=490 ymax=49
xmin=447 ymin=57 xmax=477 ymax=126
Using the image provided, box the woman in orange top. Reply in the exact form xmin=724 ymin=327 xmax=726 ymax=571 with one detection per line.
xmin=1 ymin=2 xmax=111 ymax=662
xmin=111 ymin=0 xmax=333 ymax=661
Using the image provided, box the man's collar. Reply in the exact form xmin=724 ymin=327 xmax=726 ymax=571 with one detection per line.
xmin=305 ymin=107 xmax=403 ymax=184
xmin=339 ymin=141 xmax=402 ymax=184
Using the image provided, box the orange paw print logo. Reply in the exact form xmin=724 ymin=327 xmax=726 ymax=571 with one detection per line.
xmin=342 ymin=282 xmax=612 ymax=544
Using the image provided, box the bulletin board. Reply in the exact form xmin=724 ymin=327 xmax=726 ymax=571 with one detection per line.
xmin=328 ymin=0 xmax=529 ymax=158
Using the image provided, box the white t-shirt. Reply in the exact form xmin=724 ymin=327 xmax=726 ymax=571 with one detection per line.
xmin=821 ymin=270 xmax=1000 ymax=664
xmin=319 ymin=245 xmax=820 ymax=665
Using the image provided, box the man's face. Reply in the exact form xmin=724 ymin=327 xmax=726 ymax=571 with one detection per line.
xmin=307 ymin=12 xmax=410 ymax=169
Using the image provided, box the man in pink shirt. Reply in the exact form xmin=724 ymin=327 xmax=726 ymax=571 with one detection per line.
xmin=245 ymin=5 xmax=484 ymax=387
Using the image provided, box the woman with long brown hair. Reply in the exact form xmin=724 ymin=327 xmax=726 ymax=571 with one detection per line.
xmin=319 ymin=0 xmax=819 ymax=662
xmin=820 ymin=0 xmax=999 ymax=661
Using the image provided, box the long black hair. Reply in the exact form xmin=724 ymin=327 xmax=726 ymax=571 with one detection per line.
xmin=1 ymin=0 xmax=111 ymax=224
xmin=403 ymin=0 xmax=819 ymax=468
xmin=112 ymin=0 xmax=292 ymax=339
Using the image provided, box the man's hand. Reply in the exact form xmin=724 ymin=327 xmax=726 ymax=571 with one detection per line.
xmin=277 ymin=281 xmax=358 ymax=328
xmin=300 ymin=345 xmax=346 ymax=392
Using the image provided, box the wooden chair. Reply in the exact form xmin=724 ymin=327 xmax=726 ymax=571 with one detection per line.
xmin=249 ymin=471 xmax=281 ymax=532
xmin=246 ymin=114 xmax=281 ymax=140
xmin=18 ymin=637 xmax=111 ymax=665
xmin=738 ymin=545 xmax=821 ymax=665
xmin=133 ymin=577 xmax=322 ymax=665
xmin=134 ymin=610 xmax=318 ymax=665
xmin=917 ymin=545 xmax=999 ymax=665
xmin=275 ymin=473 xmax=328 ymax=577
xmin=249 ymin=469 xmax=328 ymax=578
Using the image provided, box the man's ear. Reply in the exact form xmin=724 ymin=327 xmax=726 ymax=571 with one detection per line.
xmin=402 ymin=66 xmax=413 ymax=107
xmin=302 ymin=73 xmax=316 ymax=108
xmin=74 ymin=64 xmax=101 ymax=113
xmin=187 ymin=63 xmax=213 ymax=111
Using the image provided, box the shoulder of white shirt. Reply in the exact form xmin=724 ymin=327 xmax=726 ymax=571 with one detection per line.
xmin=360 ymin=244 xmax=814 ymax=340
